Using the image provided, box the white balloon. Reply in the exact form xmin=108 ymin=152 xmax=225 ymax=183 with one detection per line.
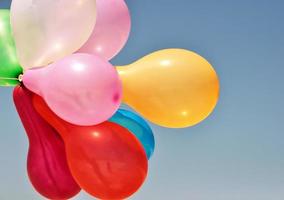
xmin=11 ymin=0 xmax=96 ymax=69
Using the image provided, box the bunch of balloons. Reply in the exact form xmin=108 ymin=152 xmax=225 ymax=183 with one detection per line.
xmin=0 ymin=0 xmax=220 ymax=199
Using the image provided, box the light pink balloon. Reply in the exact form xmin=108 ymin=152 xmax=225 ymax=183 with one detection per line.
xmin=22 ymin=53 xmax=122 ymax=126
xmin=77 ymin=0 xmax=131 ymax=60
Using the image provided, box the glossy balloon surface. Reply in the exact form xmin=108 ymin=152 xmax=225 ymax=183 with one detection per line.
xmin=33 ymin=95 xmax=148 ymax=200
xmin=77 ymin=0 xmax=131 ymax=60
xmin=11 ymin=0 xmax=97 ymax=69
xmin=109 ymin=109 xmax=155 ymax=159
xmin=0 ymin=10 xmax=22 ymax=86
xmin=13 ymin=86 xmax=80 ymax=199
xmin=117 ymin=49 xmax=220 ymax=128
xmin=23 ymin=53 xmax=122 ymax=126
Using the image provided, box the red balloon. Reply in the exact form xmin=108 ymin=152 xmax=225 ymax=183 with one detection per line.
xmin=33 ymin=94 xmax=148 ymax=200
xmin=13 ymin=86 xmax=81 ymax=199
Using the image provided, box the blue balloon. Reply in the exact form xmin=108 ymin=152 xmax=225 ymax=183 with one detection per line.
xmin=109 ymin=109 xmax=155 ymax=159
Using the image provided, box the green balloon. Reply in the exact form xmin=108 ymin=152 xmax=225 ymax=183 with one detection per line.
xmin=0 ymin=9 xmax=22 ymax=87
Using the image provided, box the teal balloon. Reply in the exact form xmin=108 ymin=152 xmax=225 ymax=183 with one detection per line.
xmin=109 ymin=109 xmax=155 ymax=159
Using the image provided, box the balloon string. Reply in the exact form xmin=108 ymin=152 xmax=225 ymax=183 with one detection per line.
xmin=0 ymin=75 xmax=23 ymax=82
xmin=0 ymin=77 xmax=18 ymax=80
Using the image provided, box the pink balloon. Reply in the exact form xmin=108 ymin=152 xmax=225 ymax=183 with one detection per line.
xmin=22 ymin=53 xmax=122 ymax=126
xmin=77 ymin=0 xmax=131 ymax=60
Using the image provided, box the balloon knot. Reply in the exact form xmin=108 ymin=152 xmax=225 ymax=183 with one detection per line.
xmin=18 ymin=74 xmax=23 ymax=82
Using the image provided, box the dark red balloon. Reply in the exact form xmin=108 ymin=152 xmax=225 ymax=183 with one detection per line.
xmin=33 ymin=94 xmax=148 ymax=200
xmin=13 ymin=86 xmax=80 ymax=199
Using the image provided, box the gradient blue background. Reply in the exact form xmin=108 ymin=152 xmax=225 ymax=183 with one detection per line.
xmin=1 ymin=0 xmax=284 ymax=199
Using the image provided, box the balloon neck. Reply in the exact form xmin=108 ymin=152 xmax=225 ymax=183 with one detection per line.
xmin=13 ymin=87 xmax=35 ymax=143
xmin=116 ymin=66 xmax=130 ymax=103
xmin=48 ymin=117 xmax=69 ymax=140
xmin=22 ymin=68 xmax=44 ymax=96
xmin=50 ymin=120 xmax=70 ymax=140
xmin=116 ymin=66 xmax=127 ymax=77
xmin=0 ymin=76 xmax=22 ymax=87
xmin=0 ymin=77 xmax=20 ymax=81
xmin=32 ymin=95 xmax=69 ymax=139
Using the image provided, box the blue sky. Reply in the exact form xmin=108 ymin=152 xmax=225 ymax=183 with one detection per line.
xmin=1 ymin=0 xmax=284 ymax=199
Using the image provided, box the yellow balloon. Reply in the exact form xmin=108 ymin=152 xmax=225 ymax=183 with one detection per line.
xmin=116 ymin=49 xmax=220 ymax=128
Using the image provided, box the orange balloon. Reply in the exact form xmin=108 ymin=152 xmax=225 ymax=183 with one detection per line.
xmin=32 ymin=95 xmax=148 ymax=200
xmin=117 ymin=49 xmax=219 ymax=128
